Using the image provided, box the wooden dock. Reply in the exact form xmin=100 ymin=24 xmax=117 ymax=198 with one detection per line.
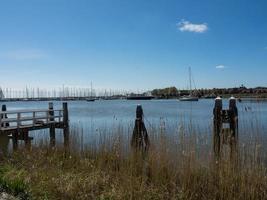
xmin=0 ymin=102 xmax=69 ymax=149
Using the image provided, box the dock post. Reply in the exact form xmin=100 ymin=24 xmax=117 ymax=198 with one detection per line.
xmin=1 ymin=105 xmax=9 ymax=128
xmin=0 ymin=105 xmax=9 ymax=154
xmin=48 ymin=102 xmax=54 ymax=122
xmin=229 ymin=97 xmax=238 ymax=137
xmin=23 ymin=131 xmax=31 ymax=150
xmin=12 ymin=131 xmax=18 ymax=150
xmin=49 ymin=127 xmax=56 ymax=148
xmin=229 ymin=97 xmax=238 ymax=161
xmin=213 ymin=97 xmax=222 ymax=159
xmin=131 ymin=105 xmax=151 ymax=179
xmin=63 ymin=102 xmax=69 ymax=148
xmin=49 ymin=102 xmax=56 ymax=147
xmin=131 ymin=105 xmax=150 ymax=152
xmin=63 ymin=102 xmax=69 ymax=127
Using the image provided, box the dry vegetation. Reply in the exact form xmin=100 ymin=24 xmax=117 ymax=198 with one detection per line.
xmin=1 ymin=121 xmax=267 ymax=200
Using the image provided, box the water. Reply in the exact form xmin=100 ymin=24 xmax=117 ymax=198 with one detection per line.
xmin=1 ymin=99 xmax=267 ymax=151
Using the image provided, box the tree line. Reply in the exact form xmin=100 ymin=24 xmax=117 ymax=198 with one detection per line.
xmin=151 ymin=86 xmax=267 ymax=98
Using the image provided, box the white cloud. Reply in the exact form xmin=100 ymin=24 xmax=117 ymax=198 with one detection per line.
xmin=2 ymin=49 xmax=46 ymax=60
xmin=177 ymin=19 xmax=208 ymax=33
xmin=215 ymin=65 xmax=226 ymax=69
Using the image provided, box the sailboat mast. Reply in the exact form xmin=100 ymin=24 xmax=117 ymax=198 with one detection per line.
xmin=90 ymin=82 xmax=93 ymax=97
xmin=189 ymin=67 xmax=192 ymax=94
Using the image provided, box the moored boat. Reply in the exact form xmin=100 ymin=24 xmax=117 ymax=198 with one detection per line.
xmin=87 ymin=82 xmax=96 ymax=102
xmin=126 ymin=96 xmax=154 ymax=100
xmin=179 ymin=96 xmax=199 ymax=101
xmin=179 ymin=67 xmax=199 ymax=102
xmin=86 ymin=98 xmax=96 ymax=102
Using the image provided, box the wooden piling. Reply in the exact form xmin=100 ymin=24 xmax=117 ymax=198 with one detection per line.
xmin=63 ymin=102 xmax=69 ymax=148
xmin=63 ymin=102 xmax=69 ymax=127
xmin=213 ymin=97 xmax=222 ymax=158
xmin=48 ymin=102 xmax=54 ymax=122
xmin=229 ymin=97 xmax=238 ymax=137
xmin=0 ymin=105 xmax=3 ymax=128
xmin=213 ymin=96 xmax=239 ymax=160
xmin=49 ymin=102 xmax=56 ymax=147
xmin=23 ymin=131 xmax=31 ymax=149
xmin=50 ymin=126 xmax=56 ymax=148
xmin=1 ymin=105 xmax=9 ymax=128
xmin=229 ymin=97 xmax=238 ymax=160
xmin=12 ymin=131 xmax=18 ymax=150
xmin=131 ymin=105 xmax=150 ymax=152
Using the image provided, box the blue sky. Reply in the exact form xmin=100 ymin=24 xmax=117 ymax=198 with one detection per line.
xmin=0 ymin=0 xmax=267 ymax=91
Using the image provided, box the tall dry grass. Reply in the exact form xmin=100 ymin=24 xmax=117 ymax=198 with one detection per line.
xmin=1 ymin=118 xmax=267 ymax=200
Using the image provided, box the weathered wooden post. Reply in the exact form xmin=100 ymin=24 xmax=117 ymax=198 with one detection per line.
xmin=0 ymin=105 xmax=10 ymax=154
xmin=131 ymin=105 xmax=150 ymax=152
xmin=213 ymin=97 xmax=222 ymax=158
xmin=0 ymin=108 xmax=2 ymax=129
xmin=13 ymin=111 xmax=20 ymax=150
xmin=229 ymin=97 xmax=238 ymax=160
xmin=213 ymin=96 xmax=239 ymax=161
xmin=23 ymin=130 xmax=31 ymax=149
xmin=63 ymin=102 xmax=69 ymax=148
xmin=63 ymin=102 xmax=69 ymax=127
xmin=12 ymin=131 xmax=18 ymax=150
xmin=229 ymin=97 xmax=238 ymax=137
xmin=49 ymin=102 xmax=54 ymax=122
xmin=1 ymin=105 xmax=17 ymax=150
xmin=49 ymin=102 xmax=56 ymax=147
xmin=1 ymin=105 xmax=9 ymax=128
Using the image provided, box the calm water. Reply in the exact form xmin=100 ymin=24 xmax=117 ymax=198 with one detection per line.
xmin=1 ymin=99 xmax=267 ymax=151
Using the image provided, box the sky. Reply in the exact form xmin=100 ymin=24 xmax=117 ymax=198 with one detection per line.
xmin=0 ymin=0 xmax=267 ymax=91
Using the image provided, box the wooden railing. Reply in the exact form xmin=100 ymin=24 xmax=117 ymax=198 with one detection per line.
xmin=0 ymin=102 xmax=68 ymax=131
xmin=0 ymin=109 xmax=62 ymax=129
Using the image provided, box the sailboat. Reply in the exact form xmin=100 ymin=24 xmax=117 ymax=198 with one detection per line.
xmin=179 ymin=67 xmax=199 ymax=101
xmin=86 ymin=82 xmax=96 ymax=102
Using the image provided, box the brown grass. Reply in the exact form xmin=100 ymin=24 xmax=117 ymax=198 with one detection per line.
xmin=1 ymin=121 xmax=267 ymax=200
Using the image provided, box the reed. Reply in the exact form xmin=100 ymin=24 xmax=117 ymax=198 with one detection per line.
xmin=0 ymin=119 xmax=267 ymax=200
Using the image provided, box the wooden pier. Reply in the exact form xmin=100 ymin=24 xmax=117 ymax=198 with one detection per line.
xmin=0 ymin=102 xmax=69 ymax=149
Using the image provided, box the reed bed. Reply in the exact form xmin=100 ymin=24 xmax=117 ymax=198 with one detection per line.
xmin=1 ymin=119 xmax=267 ymax=200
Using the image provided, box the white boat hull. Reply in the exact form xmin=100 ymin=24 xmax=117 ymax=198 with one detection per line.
xmin=179 ymin=97 xmax=199 ymax=101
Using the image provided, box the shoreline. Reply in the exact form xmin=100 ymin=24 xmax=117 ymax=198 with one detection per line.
xmin=1 ymin=96 xmax=267 ymax=102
